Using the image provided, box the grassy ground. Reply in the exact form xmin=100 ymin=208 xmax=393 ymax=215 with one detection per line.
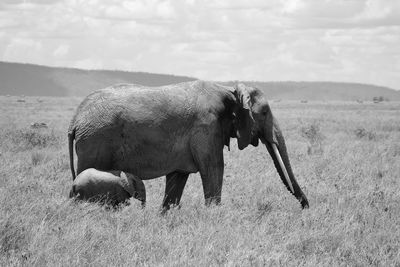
xmin=0 ymin=96 xmax=399 ymax=266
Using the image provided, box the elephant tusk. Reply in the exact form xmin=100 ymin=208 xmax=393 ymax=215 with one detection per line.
xmin=272 ymin=143 xmax=294 ymax=194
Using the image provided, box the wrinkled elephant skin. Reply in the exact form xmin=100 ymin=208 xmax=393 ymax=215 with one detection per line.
xmin=68 ymin=81 xmax=309 ymax=210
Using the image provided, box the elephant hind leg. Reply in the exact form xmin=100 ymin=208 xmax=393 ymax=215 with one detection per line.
xmin=162 ymin=171 xmax=189 ymax=212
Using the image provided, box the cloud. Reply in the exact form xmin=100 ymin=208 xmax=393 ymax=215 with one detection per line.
xmin=0 ymin=0 xmax=399 ymax=89
xmin=3 ymin=38 xmax=44 ymax=63
xmin=53 ymin=44 xmax=69 ymax=58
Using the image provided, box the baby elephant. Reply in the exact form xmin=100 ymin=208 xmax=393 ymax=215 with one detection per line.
xmin=69 ymin=168 xmax=146 ymax=207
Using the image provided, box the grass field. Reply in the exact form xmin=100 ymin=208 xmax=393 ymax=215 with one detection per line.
xmin=1 ymin=96 xmax=399 ymax=266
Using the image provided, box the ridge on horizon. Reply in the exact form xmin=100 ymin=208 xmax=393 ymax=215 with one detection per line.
xmin=1 ymin=61 xmax=399 ymax=101
xmin=0 ymin=60 xmax=195 ymax=79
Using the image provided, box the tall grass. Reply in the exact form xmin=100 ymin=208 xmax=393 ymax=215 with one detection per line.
xmin=1 ymin=97 xmax=399 ymax=266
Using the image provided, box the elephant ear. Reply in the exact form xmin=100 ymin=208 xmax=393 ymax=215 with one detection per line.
xmin=120 ymin=171 xmax=146 ymax=202
xmin=233 ymin=83 xmax=255 ymax=150
xmin=120 ymin=171 xmax=134 ymax=197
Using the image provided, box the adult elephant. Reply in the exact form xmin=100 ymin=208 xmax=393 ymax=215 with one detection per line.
xmin=68 ymin=81 xmax=309 ymax=210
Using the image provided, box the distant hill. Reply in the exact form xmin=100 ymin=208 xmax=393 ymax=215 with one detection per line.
xmin=0 ymin=61 xmax=196 ymax=96
xmin=1 ymin=61 xmax=399 ymax=100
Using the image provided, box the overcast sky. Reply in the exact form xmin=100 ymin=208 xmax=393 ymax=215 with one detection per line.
xmin=1 ymin=0 xmax=399 ymax=89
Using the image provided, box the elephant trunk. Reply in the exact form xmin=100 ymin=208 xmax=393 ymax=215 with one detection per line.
xmin=265 ymin=124 xmax=309 ymax=209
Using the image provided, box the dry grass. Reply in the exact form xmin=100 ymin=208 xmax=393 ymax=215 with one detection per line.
xmin=0 ymin=97 xmax=399 ymax=266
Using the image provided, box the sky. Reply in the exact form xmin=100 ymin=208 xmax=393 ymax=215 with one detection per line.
xmin=0 ymin=0 xmax=399 ymax=89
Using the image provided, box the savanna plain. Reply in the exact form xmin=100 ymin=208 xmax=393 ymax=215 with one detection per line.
xmin=0 ymin=96 xmax=399 ymax=266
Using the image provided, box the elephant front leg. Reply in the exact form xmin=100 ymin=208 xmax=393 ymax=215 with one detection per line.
xmin=199 ymin=158 xmax=224 ymax=206
xmin=191 ymin=134 xmax=224 ymax=206
xmin=162 ymin=171 xmax=189 ymax=212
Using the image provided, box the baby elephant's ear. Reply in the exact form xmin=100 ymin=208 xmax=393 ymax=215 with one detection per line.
xmin=120 ymin=171 xmax=133 ymax=196
xmin=120 ymin=171 xmax=128 ymax=181
xmin=121 ymin=172 xmax=146 ymax=204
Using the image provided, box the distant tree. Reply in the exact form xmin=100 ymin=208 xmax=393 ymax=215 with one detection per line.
xmin=373 ymin=96 xmax=385 ymax=103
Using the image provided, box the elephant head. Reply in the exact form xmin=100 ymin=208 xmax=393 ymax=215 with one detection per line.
xmin=232 ymin=83 xmax=309 ymax=209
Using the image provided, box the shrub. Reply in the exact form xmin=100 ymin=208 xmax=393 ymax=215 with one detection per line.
xmin=354 ymin=127 xmax=376 ymax=140
xmin=373 ymin=96 xmax=387 ymax=103
xmin=300 ymin=122 xmax=324 ymax=155
xmin=0 ymin=217 xmax=29 ymax=255
xmin=31 ymin=150 xmax=46 ymax=166
xmin=2 ymin=128 xmax=61 ymax=151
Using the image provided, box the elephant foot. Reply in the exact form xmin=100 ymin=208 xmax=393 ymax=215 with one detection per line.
xmin=160 ymin=203 xmax=182 ymax=215
xmin=204 ymin=196 xmax=221 ymax=206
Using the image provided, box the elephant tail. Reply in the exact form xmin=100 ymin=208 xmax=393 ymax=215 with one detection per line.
xmin=69 ymin=185 xmax=76 ymax=198
xmin=68 ymin=128 xmax=76 ymax=181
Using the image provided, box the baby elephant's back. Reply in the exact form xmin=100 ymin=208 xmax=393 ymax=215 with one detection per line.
xmin=71 ymin=168 xmax=130 ymax=204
